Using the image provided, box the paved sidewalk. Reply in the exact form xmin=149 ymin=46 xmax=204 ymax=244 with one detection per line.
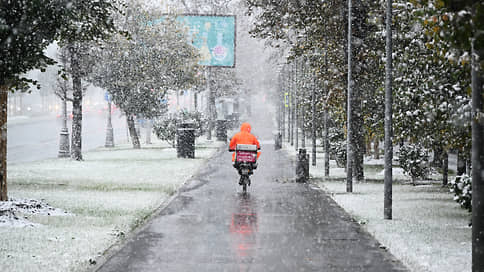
xmin=96 ymin=114 xmax=408 ymax=271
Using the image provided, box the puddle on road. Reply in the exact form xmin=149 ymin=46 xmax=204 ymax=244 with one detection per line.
xmin=230 ymin=193 xmax=258 ymax=268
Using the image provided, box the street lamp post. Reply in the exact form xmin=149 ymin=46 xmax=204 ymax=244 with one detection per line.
xmin=301 ymin=58 xmax=306 ymax=149
xmin=346 ymin=0 xmax=354 ymax=193
xmin=58 ymin=95 xmax=70 ymax=157
xmin=282 ymin=66 xmax=286 ymax=143
xmin=383 ymin=0 xmax=393 ymax=220
xmin=206 ymin=68 xmax=215 ymax=141
xmin=324 ymin=106 xmax=330 ymax=176
xmin=321 ymin=42 xmax=330 ymax=177
xmin=105 ymin=94 xmax=114 ymax=148
xmin=290 ymin=63 xmax=294 ymax=146
xmin=295 ymin=58 xmax=299 ymax=151
xmin=311 ymin=66 xmax=316 ymax=166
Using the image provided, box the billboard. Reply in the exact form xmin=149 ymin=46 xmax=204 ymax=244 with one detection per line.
xmin=179 ymin=15 xmax=236 ymax=67
xmin=149 ymin=15 xmax=235 ymax=67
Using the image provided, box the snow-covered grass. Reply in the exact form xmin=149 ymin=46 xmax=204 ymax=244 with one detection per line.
xmin=0 ymin=137 xmax=223 ymax=272
xmin=283 ymin=142 xmax=471 ymax=272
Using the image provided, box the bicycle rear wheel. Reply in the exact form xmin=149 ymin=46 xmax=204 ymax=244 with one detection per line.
xmin=240 ymin=175 xmax=248 ymax=193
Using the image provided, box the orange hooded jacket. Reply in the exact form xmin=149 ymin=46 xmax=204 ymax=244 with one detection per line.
xmin=229 ymin=122 xmax=261 ymax=161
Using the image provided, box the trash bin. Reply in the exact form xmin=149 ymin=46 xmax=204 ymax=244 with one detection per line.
xmin=216 ymin=119 xmax=228 ymax=141
xmin=274 ymin=132 xmax=282 ymax=150
xmin=296 ymin=148 xmax=309 ymax=183
xmin=177 ymin=122 xmax=195 ymax=158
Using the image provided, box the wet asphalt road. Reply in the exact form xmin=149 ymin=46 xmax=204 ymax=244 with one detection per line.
xmin=97 ymin=106 xmax=408 ymax=272
xmin=8 ymin=111 xmax=127 ymax=164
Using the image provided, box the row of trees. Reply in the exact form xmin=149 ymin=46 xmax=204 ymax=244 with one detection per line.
xmin=0 ymin=0 xmax=213 ymax=200
xmin=1 ymin=0 xmax=245 ymax=201
xmin=0 ymin=0 xmax=124 ymax=200
xmin=246 ymin=0 xmax=481 ymax=190
xmin=244 ymin=0 xmax=483 ymax=270
xmin=91 ymin=6 xmax=201 ymax=149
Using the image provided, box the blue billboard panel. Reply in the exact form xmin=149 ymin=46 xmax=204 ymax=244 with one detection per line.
xmin=149 ymin=15 xmax=236 ymax=67
xmin=179 ymin=15 xmax=235 ymax=67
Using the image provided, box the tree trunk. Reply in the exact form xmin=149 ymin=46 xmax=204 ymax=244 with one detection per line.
xmin=127 ymin=114 xmax=141 ymax=149
xmin=234 ymin=96 xmax=239 ymax=113
xmin=70 ymin=47 xmax=83 ymax=161
xmin=366 ymin=135 xmax=372 ymax=156
xmin=354 ymin=136 xmax=364 ymax=182
xmin=208 ymin=87 xmax=215 ymax=139
xmin=442 ymin=151 xmax=448 ymax=186
xmin=145 ymin=120 xmax=152 ymax=144
xmin=457 ymin=149 xmax=467 ymax=177
xmin=0 ymin=85 xmax=8 ymax=201
xmin=324 ymin=108 xmax=330 ymax=176
xmin=282 ymin=90 xmax=286 ymax=143
xmin=279 ymin=87 xmax=283 ymax=136
xmin=194 ymin=91 xmax=198 ymax=112
xmin=135 ymin=117 xmax=140 ymax=138
xmin=288 ymin=92 xmax=291 ymax=143
xmin=374 ymin=137 xmax=380 ymax=159
xmin=301 ymin=106 xmax=305 ymax=149
xmin=383 ymin=0 xmax=393 ymax=220
xmin=471 ymin=36 xmax=484 ymax=271
xmin=105 ymin=100 xmax=114 ymax=148
xmin=323 ymin=44 xmax=329 ymax=176
xmin=62 ymin=96 xmax=68 ymax=133
xmin=432 ymin=145 xmax=443 ymax=168
xmin=467 ymin=158 xmax=472 ymax=175
xmin=353 ymin=83 xmax=364 ymax=182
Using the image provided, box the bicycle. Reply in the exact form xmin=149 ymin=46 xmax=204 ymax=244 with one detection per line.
xmin=232 ymin=144 xmax=258 ymax=193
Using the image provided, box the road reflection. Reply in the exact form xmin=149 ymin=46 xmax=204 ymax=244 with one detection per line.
xmin=230 ymin=193 xmax=258 ymax=269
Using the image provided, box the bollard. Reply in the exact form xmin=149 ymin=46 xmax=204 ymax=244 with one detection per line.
xmin=296 ymin=148 xmax=310 ymax=183
xmin=176 ymin=122 xmax=195 ymax=158
xmin=216 ymin=119 xmax=228 ymax=141
xmin=274 ymin=132 xmax=282 ymax=150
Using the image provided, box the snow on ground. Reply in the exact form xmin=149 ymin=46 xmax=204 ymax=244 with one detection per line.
xmin=282 ymin=142 xmax=471 ymax=272
xmin=0 ymin=198 xmax=71 ymax=228
xmin=0 ymin=137 xmax=223 ymax=272
xmin=320 ymin=181 xmax=471 ymax=272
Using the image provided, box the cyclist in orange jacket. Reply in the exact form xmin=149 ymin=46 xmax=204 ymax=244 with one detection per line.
xmin=229 ymin=122 xmax=261 ymax=161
